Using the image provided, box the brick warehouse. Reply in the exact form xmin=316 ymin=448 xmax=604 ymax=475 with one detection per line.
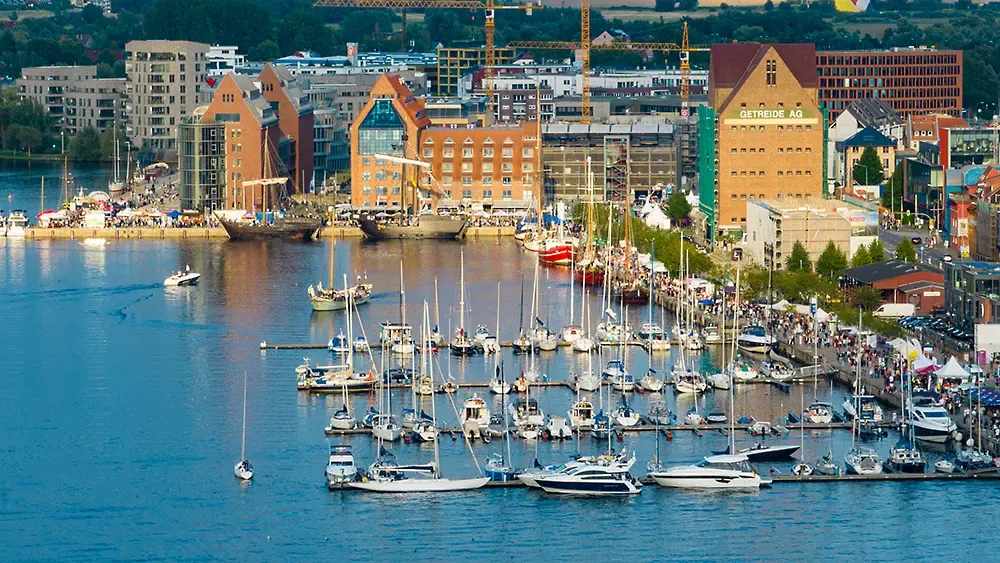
xmin=698 ymin=43 xmax=826 ymax=242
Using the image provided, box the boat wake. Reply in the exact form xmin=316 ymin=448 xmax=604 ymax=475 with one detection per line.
xmin=1 ymin=283 xmax=163 ymax=301
xmin=109 ymin=293 xmax=155 ymax=322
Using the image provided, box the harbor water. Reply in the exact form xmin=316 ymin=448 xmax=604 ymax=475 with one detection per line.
xmin=1 ymin=233 xmax=996 ymax=559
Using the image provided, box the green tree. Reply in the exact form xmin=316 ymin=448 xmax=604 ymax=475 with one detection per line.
xmin=850 ymin=243 xmax=871 ymax=267
xmin=16 ymin=125 xmax=41 ymax=156
xmin=655 ymin=0 xmax=676 ymax=11
xmin=69 ymin=127 xmax=102 ymax=161
xmin=81 ymin=3 xmax=103 ymax=24
xmin=963 ymin=54 xmax=1000 ymax=113
xmin=764 ymin=0 xmax=774 ymax=9
xmin=248 ymin=39 xmax=280 ymax=62
xmin=787 ymin=240 xmax=812 ymax=273
xmin=99 ymin=127 xmax=124 ymax=160
xmin=96 ymin=50 xmax=118 ymax=68
xmin=881 ymin=166 xmax=903 ymax=214
xmin=853 ymin=145 xmax=885 ymax=186
xmin=278 ymin=9 xmax=333 ymax=55
xmin=894 ymin=237 xmax=917 ymax=263
xmin=96 ymin=62 xmax=114 ymax=78
xmin=853 ymin=285 xmax=882 ymax=311
xmin=816 ymin=240 xmax=848 ymax=280
xmin=868 ymin=239 xmax=885 ymax=262
xmin=665 ymin=190 xmax=692 ymax=223
xmin=3 ymin=123 xmax=22 ymax=152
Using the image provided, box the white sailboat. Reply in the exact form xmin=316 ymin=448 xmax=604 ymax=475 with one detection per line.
xmin=845 ymin=309 xmax=883 ymax=475
xmin=234 ymin=371 xmax=253 ymax=481
xmin=451 ymin=251 xmax=477 ymax=356
xmin=108 ymin=127 xmax=126 ymax=193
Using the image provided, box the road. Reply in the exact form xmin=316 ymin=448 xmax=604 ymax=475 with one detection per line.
xmin=878 ymin=227 xmax=959 ymax=270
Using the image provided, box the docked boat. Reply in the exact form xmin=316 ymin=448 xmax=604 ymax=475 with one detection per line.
xmin=956 ymin=449 xmax=995 ymax=471
xmin=673 ymin=367 xmax=708 ymax=394
xmin=326 ymin=444 xmax=358 ymax=487
xmin=805 ymin=402 xmax=833 ymax=424
xmin=532 ymin=326 xmax=558 ymax=351
xmin=602 ymin=360 xmax=628 ymax=381
xmin=509 ymin=397 xmax=545 ymax=429
xmin=534 ymin=454 xmax=642 ymax=495
xmin=842 ymin=394 xmax=884 ymax=422
xmin=309 ymin=283 xmax=372 ymax=312
xmin=220 ymin=215 xmax=322 ymax=240
xmin=452 ymin=252 xmax=478 ymax=357
xmin=649 ymin=454 xmax=765 ymax=490
xmin=575 ymin=371 xmax=601 ymax=392
xmin=163 ymin=265 xmax=201 ymax=287
xmin=684 ymin=406 xmax=703 ymax=426
xmin=357 ymin=214 xmax=468 ymax=240
xmin=573 ymin=335 xmax=596 ymax=352
xmin=703 ymin=325 xmax=721 ymax=344
xmin=538 ymin=240 xmax=575 ymax=266
xmin=637 ymin=321 xmax=664 ymax=340
xmin=349 ymin=449 xmax=488 ymax=493
xmin=353 ymin=336 xmax=369 ymax=353
xmin=5 ymin=209 xmax=28 ymax=238
xmin=371 ymin=414 xmax=403 ymax=442
xmin=596 ymin=322 xmax=628 ymax=345
xmin=888 ymin=439 xmax=926 ymax=473
xmin=638 ymin=369 xmax=664 ymax=392
xmin=737 ymin=325 xmax=777 ymax=354
xmin=647 ymin=400 xmax=675 ymax=426
xmin=906 ymin=394 xmax=957 ymax=443
xmin=935 ymin=459 xmax=955 ymax=474
xmin=460 ymin=394 xmax=490 ymax=439
xmin=845 ymin=446 xmax=884 ymax=475
xmin=568 ymin=399 xmax=596 ymax=428
xmin=611 ymin=371 xmax=635 ymax=392
xmin=814 ymin=453 xmax=838 ymax=475
xmin=327 ymin=402 xmax=356 ymax=431
xmin=730 ymin=358 xmax=758 ymax=382
xmin=735 ymin=442 xmax=800 ymax=462
xmin=685 ymin=329 xmax=705 ymax=351
xmin=485 ymin=454 xmax=520 ymax=482
xmin=614 ymin=395 xmax=641 ymax=427
xmin=328 ymin=331 xmax=351 ymax=354
xmin=545 ymin=415 xmax=573 ymax=439
xmin=489 ymin=366 xmax=512 ymax=395
xmin=590 ymin=410 xmax=611 ymax=440
xmin=759 ymin=360 xmax=794 ymax=381
xmin=707 ymin=372 xmax=731 ymax=390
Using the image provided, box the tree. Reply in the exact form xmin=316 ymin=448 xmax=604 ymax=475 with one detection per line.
xmin=16 ymin=125 xmax=40 ymax=156
xmin=99 ymin=127 xmax=124 ymax=160
xmin=881 ymin=166 xmax=903 ymax=214
xmin=278 ymin=9 xmax=333 ymax=55
xmin=894 ymin=237 xmax=917 ymax=263
xmin=96 ymin=62 xmax=114 ymax=78
xmin=69 ymin=127 xmax=102 ymax=161
xmin=851 ymin=244 xmax=871 ymax=267
xmin=853 ymin=285 xmax=882 ymax=311
xmin=764 ymin=0 xmax=774 ymax=9
xmin=248 ymin=39 xmax=280 ymax=62
xmin=655 ymin=0 xmax=676 ymax=11
xmin=665 ymin=190 xmax=692 ymax=223
xmin=963 ymin=54 xmax=1000 ymax=114
xmin=96 ymin=50 xmax=118 ymax=68
xmin=81 ymin=3 xmax=103 ymax=24
xmin=3 ymin=123 xmax=22 ymax=152
xmin=853 ymin=145 xmax=885 ymax=186
xmin=787 ymin=240 xmax=812 ymax=273
xmin=868 ymin=239 xmax=886 ymax=262
xmin=816 ymin=241 xmax=848 ymax=280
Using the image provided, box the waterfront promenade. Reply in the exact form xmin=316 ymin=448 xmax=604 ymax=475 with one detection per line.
xmin=19 ymin=225 xmax=517 ymax=240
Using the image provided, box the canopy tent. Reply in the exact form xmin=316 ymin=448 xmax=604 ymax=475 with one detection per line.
xmin=771 ymin=299 xmax=791 ymax=310
xmin=966 ymin=388 xmax=1000 ymax=407
xmin=639 ymin=200 xmax=669 ymax=230
xmin=912 ymin=354 xmax=939 ymax=375
xmin=166 ymin=210 xmax=182 ymax=219
xmin=117 ymin=209 xmax=139 ymax=217
xmin=935 ymin=356 xmax=970 ymax=379
xmin=888 ymin=338 xmax=922 ymax=359
xmin=636 ymin=253 xmax=666 ymax=273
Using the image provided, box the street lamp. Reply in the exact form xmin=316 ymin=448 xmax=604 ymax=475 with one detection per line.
xmin=60 ymin=130 xmax=65 ymax=156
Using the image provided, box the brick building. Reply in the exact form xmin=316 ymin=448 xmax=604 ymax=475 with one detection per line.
xmin=698 ymin=43 xmax=825 ymax=241
xmin=817 ymin=48 xmax=963 ymax=121
xmin=841 ymin=259 xmax=944 ymax=314
xmin=259 ymin=64 xmax=314 ymax=193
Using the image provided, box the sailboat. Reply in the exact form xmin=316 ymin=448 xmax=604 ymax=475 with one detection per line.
xmin=485 ymin=361 xmax=519 ymax=481
xmin=561 ymin=253 xmax=584 ymax=343
xmin=707 ymin=278 xmax=731 ymax=390
xmin=350 ymin=303 xmax=490 ymax=492
xmin=488 ymin=283 xmax=511 ymax=394
xmin=451 ymin=251 xmax=477 ymax=356
xmin=309 ymin=235 xmax=372 ymax=311
xmin=234 ymin=371 xmax=253 ymax=481
xmin=108 ymin=127 xmax=126 ymax=193
xmin=572 ymin=259 xmax=596 ymax=352
xmin=845 ymin=309 xmax=883 ymax=475
xmin=640 ymin=244 xmax=669 ymax=351
xmin=574 ymin=157 xmax=604 ymax=286
xmin=381 ymin=262 xmax=415 ymax=357
xmin=791 ymin=379 xmax=815 ymax=476
xmin=529 ymin=255 xmax=558 ymax=351
xmin=888 ymin=353 xmax=925 ymax=473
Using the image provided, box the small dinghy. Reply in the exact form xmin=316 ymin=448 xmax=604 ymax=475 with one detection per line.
xmin=935 ymin=459 xmax=955 ymax=474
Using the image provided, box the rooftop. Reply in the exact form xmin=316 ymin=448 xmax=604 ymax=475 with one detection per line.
xmin=841 ymin=259 xmax=941 ymax=284
xmin=844 ymin=98 xmax=901 ymax=129
xmin=710 ymin=43 xmax=817 ymax=90
xmin=842 ymin=126 xmax=895 ymax=148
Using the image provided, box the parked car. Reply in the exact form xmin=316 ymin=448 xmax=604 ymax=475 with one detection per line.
xmin=874 ymin=303 xmax=916 ymax=318
xmin=942 ymin=255 xmax=953 ymax=263
xmin=911 ymin=236 xmax=923 ymax=245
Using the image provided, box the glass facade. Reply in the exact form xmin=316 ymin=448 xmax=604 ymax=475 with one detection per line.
xmin=178 ymin=118 xmax=225 ymax=211
xmin=357 ymin=100 xmax=404 ymax=155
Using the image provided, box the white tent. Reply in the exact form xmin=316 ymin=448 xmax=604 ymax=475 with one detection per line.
xmin=888 ymin=338 xmax=922 ymax=358
xmin=912 ymin=354 xmax=938 ymax=373
xmin=814 ymin=308 xmax=830 ymax=323
xmin=935 ymin=356 xmax=969 ymax=379
xmin=640 ymin=200 xmax=670 ymax=230
xmin=771 ymin=299 xmax=791 ymax=311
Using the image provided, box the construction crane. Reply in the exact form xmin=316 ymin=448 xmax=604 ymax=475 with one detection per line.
xmin=507 ymin=21 xmax=707 ymax=124
xmin=314 ymin=0 xmax=540 ymax=122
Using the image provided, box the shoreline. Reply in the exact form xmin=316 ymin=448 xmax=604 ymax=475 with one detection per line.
xmin=15 ymin=225 xmax=518 ymax=240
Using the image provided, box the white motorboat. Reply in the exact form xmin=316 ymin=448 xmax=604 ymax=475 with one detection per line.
xmin=672 ymin=367 xmax=707 ymax=394
xmin=805 ymin=402 xmax=833 ymax=424
xmin=935 ymin=459 xmax=955 ymax=474
xmin=561 ymin=324 xmax=584 ymax=343
xmin=328 ymin=331 xmax=351 ymax=354
xmin=371 ymin=414 xmax=403 ymax=442
xmin=460 ymin=394 xmax=490 ymax=438
xmin=601 ymin=360 xmax=627 ymax=381
xmin=707 ymin=372 xmax=731 ymax=390
xmin=546 ymin=415 xmax=573 ymax=439
xmin=568 ymin=399 xmax=595 ymax=428
xmin=906 ymin=394 xmax=958 ymax=443
xmin=760 ymin=361 xmax=794 ymax=381
xmin=163 ymin=265 xmax=201 ymax=286
xmin=534 ymin=454 xmax=642 ymax=495
xmin=637 ymin=321 xmax=664 ymax=340
xmin=649 ymin=454 xmax=766 ymax=490
xmin=685 ymin=330 xmax=705 ymax=351
xmin=326 ymin=444 xmax=358 ymax=487
xmin=703 ymin=324 xmax=721 ymax=344
xmin=474 ymin=325 xmax=492 ymax=344
xmin=575 ymin=371 xmax=601 ymax=392
xmin=349 ymin=451 xmax=489 ymax=493
xmin=353 ymin=336 xmax=370 ymax=352
xmin=5 ymin=209 xmax=28 ymax=238
xmin=737 ymin=325 xmax=776 ymax=354
xmin=509 ymin=397 xmax=545 ymax=428
xmin=791 ymin=462 xmax=814 ymax=476
xmin=845 ymin=446 xmax=884 ymax=475
xmin=842 ymin=394 xmax=884 ymax=422
xmin=82 ymin=238 xmax=107 ymax=247
xmin=638 ymin=369 xmax=664 ymax=392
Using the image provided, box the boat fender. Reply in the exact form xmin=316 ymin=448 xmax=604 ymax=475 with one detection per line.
xmin=403 ymin=435 xmax=411 ymax=444
xmin=666 ymin=432 xmax=673 ymax=441
xmin=750 ymin=430 xmax=757 ymax=437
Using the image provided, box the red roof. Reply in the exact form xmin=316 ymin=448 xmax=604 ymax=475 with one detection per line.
xmin=709 ymin=43 xmax=817 ymax=90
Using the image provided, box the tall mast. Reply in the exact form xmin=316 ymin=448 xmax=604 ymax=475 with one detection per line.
xmin=569 ymin=251 xmax=575 ymax=326
xmin=535 ymin=80 xmax=543 ymax=229
xmin=459 ymin=251 xmax=466 ymax=334
xmin=730 ymin=266 xmax=740 ymax=453
xmin=328 ymin=221 xmax=335 ymax=289
xmin=434 ymin=277 xmax=441 ymax=333
xmin=399 ymin=260 xmax=406 ymax=327
xmin=649 ymin=243 xmax=655 ymax=325
xmin=425 ymin=302 xmax=441 ymax=478
xmin=240 ymin=371 xmax=248 ymax=461
xmin=586 ymin=156 xmax=594 ymax=260
xmin=344 ymin=274 xmax=353 ymax=368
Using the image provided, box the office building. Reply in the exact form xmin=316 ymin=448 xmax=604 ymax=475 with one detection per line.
xmin=17 ymin=65 xmax=125 ymax=136
xmin=125 ymin=40 xmax=211 ymax=156
xmin=816 ymin=48 xmax=963 ymax=120
xmin=944 ymin=261 xmax=1000 ymax=330
xmin=258 ymin=64 xmax=314 ymax=193
xmin=745 ymin=198 xmax=857 ymax=270
xmin=206 ymin=45 xmax=245 ymax=77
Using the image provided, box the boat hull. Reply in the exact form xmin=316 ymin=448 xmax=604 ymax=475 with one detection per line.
xmin=358 ymin=216 xmax=468 ymax=240
xmin=535 ymin=477 xmax=641 ymax=495
xmin=574 ymin=268 xmax=604 ymax=286
xmin=538 ymin=245 xmax=574 ymax=266
xmin=348 ymin=476 xmax=490 ymax=492
xmin=650 ymin=471 xmax=762 ymax=490
xmin=741 ymin=445 xmax=800 ymax=462
xmin=310 ymin=288 xmax=372 ymax=311
xmin=220 ymin=218 xmax=322 ymax=240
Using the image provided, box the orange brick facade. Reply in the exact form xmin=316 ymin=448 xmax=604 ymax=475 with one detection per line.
xmin=259 ymin=64 xmax=314 ymax=193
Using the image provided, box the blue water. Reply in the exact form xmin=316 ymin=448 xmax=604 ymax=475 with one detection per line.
xmin=1 ymin=233 xmax=995 ymax=560
xmin=0 ymin=160 xmax=114 ymax=219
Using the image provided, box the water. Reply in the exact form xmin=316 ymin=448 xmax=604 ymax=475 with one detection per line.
xmin=1 ymin=233 xmax=994 ymax=560
xmin=0 ymin=160 xmax=114 ymax=219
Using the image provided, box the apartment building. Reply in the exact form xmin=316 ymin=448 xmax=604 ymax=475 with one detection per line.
xmin=125 ymin=40 xmax=211 ymax=155
xmin=17 ymin=65 xmax=125 ymax=136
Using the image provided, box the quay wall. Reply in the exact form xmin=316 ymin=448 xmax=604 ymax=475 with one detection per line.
xmin=25 ymin=227 xmax=228 ymax=239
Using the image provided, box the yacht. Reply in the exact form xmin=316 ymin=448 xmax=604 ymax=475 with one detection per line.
xmin=509 ymin=397 xmax=545 ymax=428
xmin=887 ymin=440 xmax=926 ymax=473
xmin=737 ymin=325 xmax=776 ymax=354
xmin=730 ymin=357 xmax=758 ymax=382
xmin=672 ymin=364 xmax=708 ymax=394
xmin=906 ymin=394 xmax=957 ymax=443
xmin=703 ymin=324 xmax=721 ymax=344
xmin=647 ymin=400 xmax=675 ymax=426
xmin=649 ymin=454 xmax=766 ymax=490
xmin=614 ymin=396 xmax=641 ymax=427
xmin=638 ymin=369 xmax=664 ymax=392
xmin=5 ymin=209 xmax=28 ymax=238
xmin=759 ymin=360 xmax=794 ymax=381
xmin=735 ymin=441 xmax=800 ymax=462
xmin=327 ymin=332 xmax=351 ymax=354
xmin=568 ymin=399 xmax=595 ymax=428
xmin=843 ymin=394 xmax=884 ymax=422
xmin=707 ymin=372 xmax=731 ymax=390
xmin=637 ymin=321 xmax=664 ymax=340
xmin=601 ymin=360 xmax=627 ymax=381
xmin=805 ymin=402 xmax=833 ymax=424
xmin=326 ymin=444 xmax=358 ymax=487
xmin=163 ymin=265 xmax=201 ymax=287
xmin=533 ymin=454 xmax=642 ymax=495
xmin=572 ymin=334 xmax=596 ymax=352
xmin=611 ymin=371 xmax=635 ymax=392
xmin=460 ymin=394 xmax=490 ymax=439
xmin=545 ymin=415 xmax=573 ymax=439
xmin=845 ymin=446 xmax=884 ymax=475
xmin=370 ymin=414 xmax=402 ymax=442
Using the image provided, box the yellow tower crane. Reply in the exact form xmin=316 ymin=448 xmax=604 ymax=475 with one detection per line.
xmin=314 ymin=0 xmax=540 ymax=123
xmin=508 ymin=21 xmax=706 ymax=124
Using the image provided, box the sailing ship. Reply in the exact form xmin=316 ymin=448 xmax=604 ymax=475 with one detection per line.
xmin=308 ymin=233 xmax=372 ymax=311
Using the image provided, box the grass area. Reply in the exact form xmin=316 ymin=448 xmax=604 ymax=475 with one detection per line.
xmin=597 ymin=8 xmax=716 ymax=21
xmin=0 ymin=151 xmax=63 ymax=161
xmin=0 ymin=9 xmax=54 ymax=20
xmin=830 ymin=16 xmax=952 ymax=38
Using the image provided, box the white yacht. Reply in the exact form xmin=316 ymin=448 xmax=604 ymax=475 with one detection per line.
xmin=568 ymin=399 xmax=595 ymax=428
xmin=545 ymin=415 xmax=573 ymax=439
xmin=672 ymin=362 xmax=707 ymax=394
xmin=371 ymin=414 xmax=402 ymax=442
xmin=638 ymin=369 xmax=664 ymax=392
xmin=326 ymin=444 xmax=358 ymax=487
xmin=845 ymin=446 xmax=884 ymax=475
xmin=737 ymin=325 xmax=776 ymax=354
xmin=906 ymin=395 xmax=958 ymax=443
xmin=759 ymin=360 xmax=794 ymax=381
xmin=575 ymin=371 xmax=601 ymax=392
xmin=533 ymin=454 xmax=642 ymax=495
xmin=805 ymin=402 xmax=833 ymax=424
xmin=703 ymin=324 xmax=721 ymax=344
xmin=460 ymin=394 xmax=490 ymax=439
xmin=842 ymin=394 xmax=884 ymax=422
xmin=649 ymin=454 xmax=766 ymax=490
xmin=163 ymin=265 xmax=201 ymax=287
xmin=5 ymin=209 xmax=28 ymax=238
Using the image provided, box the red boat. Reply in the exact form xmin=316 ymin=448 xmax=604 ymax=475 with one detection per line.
xmin=574 ymin=266 xmax=604 ymax=286
xmin=538 ymin=244 xmax=575 ymax=266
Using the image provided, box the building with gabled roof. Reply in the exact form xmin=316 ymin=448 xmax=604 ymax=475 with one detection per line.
xmin=259 ymin=63 xmax=314 ymax=194
xmin=840 ymin=126 xmax=896 ymax=188
xmin=906 ymin=113 xmax=968 ymax=151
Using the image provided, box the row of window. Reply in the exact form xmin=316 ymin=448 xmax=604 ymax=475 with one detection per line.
xmin=730 ymin=124 xmax=813 ymax=132
xmin=422 ymin=148 xmax=529 ymax=159
xmin=817 ymin=54 xmax=959 ymax=66
xmin=729 ymin=147 xmax=812 ymax=154
xmin=436 ymin=176 xmax=528 ymax=186
xmin=439 ymin=162 xmax=531 ymax=173
xmin=820 ymin=77 xmax=958 ymax=88
xmin=727 ymin=193 xmax=813 ymax=201
xmin=360 ymin=187 xmax=523 ymax=200
xmin=729 ymin=170 xmax=812 ymax=177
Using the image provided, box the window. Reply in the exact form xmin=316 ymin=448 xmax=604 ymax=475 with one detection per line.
xmin=750 ymin=126 xmax=756 ymax=132
xmin=362 ymin=157 xmax=370 ymax=166
xmin=731 ymin=194 xmax=737 ymax=199
xmin=805 ymin=170 xmax=812 ymax=176
xmin=522 ymin=148 xmax=533 ymax=158
xmin=760 ymin=171 xmax=765 ymax=176
xmin=796 ymin=170 xmax=802 ymax=176
xmin=760 ymin=126 xmax=765 ymax=132
xmin=462 ymin=189 xmax=472 ymax=199
xmin=740 ymin=126 xmax=747 ymax=132
xmin=392 ymin=186 xmax=400 ymax=195
xmin=462 ymin=162 xmax=472 ymax=172
xmin=483 ymin=189 xmax=493 ymax=199
xmin=740 ymin=171 xmax=747 ymax=176
xmin=483 ymin=177 xmax=493 ymax=186
xmin=796 ymin=148 xmax=802 ymax=153
xmin=805 ymin=125 xmax=812 ymax=131
xmin=483 ymin=162 xmax=493 ymax=173
xmin=731 ymin=126 xmax=737 ymax=131
xmin=483 ymin=148 xmax=494 ymax=158
xmin=778 ymin=126 xmax=784 ymax=132
xmin=502 ymin=177 xmax=512 ymax=185
xmin=777 ymin=171 xmax=783 ymax=176
xmin=766 ymin=59 xmax=777 ymax=86
xmin=502 ymin=148 xmax=513 ymax=158
xmin=522 ymin=163 xmax=533 ymax=172
xmin=423 ymin=148 xmax=433 ymax=158
xmin=443 ymin=163 xmax=453 ymax=173
xmin=760 ymin=148 xmax=765 ymax=153
xmin=750 ymin=148 xmax=756 ymax=154
xmin=524 ymin=176 xmax=533 ymax=186
xmin=731 ymin=148 xmax=737 ymax=154
xmin=805 ymin=148 xmax=812 ymax=153
xmin=740 ymin=194 xmax=747 ymax=199
xmin=749 ymin=171 xmax=756 ymax=176
xmin=740 ymin=148 xmax=747 ymax=154
xmin=502 ymin=189 xmax=513 ymax=199
xmin=443 ymin=148 xmax=454 ymax=158
xmin=442 ymin=177 xmax=452 ymax=186
xmin=462 ymin=176 xmax=472 ymax=186
xmin=502 ymin=163 xmax=513 ymax=173
xmin=362 ymin=172 xmax=371 ymax=181
xmin=463 ymin=148 xmax=473 ymax=158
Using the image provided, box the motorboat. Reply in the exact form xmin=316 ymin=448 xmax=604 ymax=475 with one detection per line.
xmin=843 ymin=394 xmax=884 ymax=422
xmin=545 ymin=415 xmax=573 ymax=439
xmin=956 ymin=449 xmax=995 ymax=471
xmin=888 ymin=440 xmax=926 ymax=473
xmin=649 ymin=454 xmax=766 ymax=490
xmin=473 ymin=325 xmax=492 ymax=344
xmin=328 ymin=331 xmax=351 ymax=354
xmin=736 ymin=442 xmax=800 ymax=462
xmin=791 ymin=462 xmax=814 ymax=476
xmin=906 ymin=394 xmax=957 ymax=443
xmin=602 ymin=360 xmax=627 ymax=381
xmin=380 ymin=322 xmax=415 ymax=356
xmin=805 ymin=402 xmax=833 ymax=424
xmin=760 ymin=361 xmax=794 ymax=381
xmin=647 ymin=400 xmax=675 ymax=426
xmin=509 ymin=397 xmax=545 ymax=428
xmin=935 ymin=459 xmax=955 ymax=474
xmin=637 ymin=321 xmax=664 ymax=340
xmin=353 ymin=336 xmax=370 ymax=353
xmin=371 ymin=414 xmax=403 ymax=442
xmin=460 ymin=394 xmax=490 ymax=439
xmin=534 ymin=454 xmax=642 ymax=495
xmin=326 ymin=444 xmax=358 ymax=487
xmin=590 ymin=410 xmax=611 ymax=440
xmin=518 ymin=452 xmax=623 ymax=488
xmin=706 ymin=412 xmax=728 ymax=425
xmin=737 ymin=325 xmax=776 ymax=354
xmin=614 ymin=396 xmax=641 ymax=427
xmin=703 ymin=324 xmax=721 ymax=344
xmin=568 ymin=399 xmax=595 ymax=428
xmin=638 ymin=369 xmax=664 ymax=392
xmin=5 ymin=209 xmax=28 ymax=238
xmin=729 ymin=358 xmax=758 ymax=382
xmin=163 ymin=265 xmax=201 ymax=287
xmin=845 ymin=446 xmax=884 ymax=475
xmin=575 ymin=371 xmax=601 ymax=392
xmin=707 ymin=372 xmax=731 ymax=390
xmin=82 ymin=238 xmax=107 ymax=247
